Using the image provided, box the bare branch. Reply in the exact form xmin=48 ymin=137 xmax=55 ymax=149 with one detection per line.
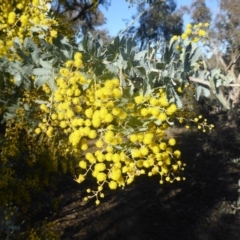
xmin=227 ymin=51 xmax=240 ymax=71
xmin=188 ymin=77 xmax=210 ymax=87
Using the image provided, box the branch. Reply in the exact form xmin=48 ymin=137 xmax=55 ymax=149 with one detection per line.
xmin=117 ymin=9 xmax=147 ymax=37
xmin=188 ymin=77 xmax=210 ymax=87
xmin=227 ymin=51 xmax=240 ymax=71
xmin=71 ymin=3 xmax=95 ymax=22
xmin=102 ymin=8 xmax=147 ymax=54
xmin=209 ymin=39 xmax=228 ymax=72
xmin=225 ymin=84 xmax=240 ymax=87
xmin=218 ymin=53 xmax=228 ymax=72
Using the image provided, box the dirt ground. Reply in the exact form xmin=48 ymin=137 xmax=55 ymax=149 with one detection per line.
xmin=11 ymin=115 xmax=240 ymax=240
xmin=30 ymin=117 xmax=240 ymax=240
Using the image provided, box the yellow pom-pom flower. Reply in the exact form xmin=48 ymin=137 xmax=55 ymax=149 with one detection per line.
xmin=95 ymin=163 xmax=106 ymax=172
xmin=35 ymin=128 xmax=41 ymax=135
xmin=96 ymin=172 xmax=107 ymax=182
xmin=168 ymin=138 xmax=176 ymax=146
xmin=75 ymin=174 xmax=85 ymax=183
xmin=79 ymin=160 xmax=87 ymax=169
xmin=134 ymin=95 xmax=144 ymax=104
xmin=109 ymin=181 xmax=117 ymax=190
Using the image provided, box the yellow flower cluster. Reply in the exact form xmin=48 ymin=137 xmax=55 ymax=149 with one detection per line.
xmin=35 ymin=52 xmax=86 ymax=139
xmin=0 ymin=0 xmax=73 ymax=57
xmin=171 ymin=22 xmax=209 ymax=51
xmin=174 ymin=85 xmax=214 ymax=132
xmin=35 ymin=53 xmax=185 ymax=204
xmin=177 ymin=113 xmax=214 ymax=132
xmin=21 ymin=221 xmax=60 ymax=239
xmin=0 ymin=117 xmax=63 ymax=214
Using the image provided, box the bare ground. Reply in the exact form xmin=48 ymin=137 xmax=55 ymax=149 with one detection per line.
xmin=33 ymin=123 xmax=240 ymax=240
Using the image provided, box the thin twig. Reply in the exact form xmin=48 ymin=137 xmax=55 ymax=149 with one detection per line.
xmin=119 ymin=68 xmax=123 ymax=94
xmin=102 ymin=8 xmax=147 ymax=56
xmin=117 ymin=9 xmax=147 ymax=37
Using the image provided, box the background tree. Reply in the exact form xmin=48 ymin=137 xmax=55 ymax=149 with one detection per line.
xmin=213 ymin=0 xmax=240 ymax=72
xmin=187 ymin=0 xmax=212 ymax=24
xmin=185 ymin=0 xmax=240 ymax=109
xmin=212 ymin=0 xmax=240 ymax=108
xmin=51 ymin=0 xmax=111 ymax=41
xmin=125 ymin=0 xmax=183 ymax=50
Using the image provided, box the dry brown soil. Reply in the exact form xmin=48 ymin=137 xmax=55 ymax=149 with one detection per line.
xmin=36 ymin=121 xmax=240 ymax=240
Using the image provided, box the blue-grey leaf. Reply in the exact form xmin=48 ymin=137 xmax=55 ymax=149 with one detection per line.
xmin=202 ymin=88 xmax=210 ymax=98
xmin=39 ymin=59 xmax=52 ymax=69
xmin=33 ymin=68 xmax=52 ymax=76
xmin=34 ymin=75 xmax=50 ymax=88
xmin=23 ymin=103 xmax=30 ymax=111
xmin=171 ymin=87 xmax=183 ymax=108
xmin=135 ymin=50 xmax=147 ymax=60
xmin=13 ymin=72 xmax=22 ymax=86
xmin=196 ymin=85 xmax=203 ymax=101
xmin=190 ymin=47 xmax=202 ymax=63
xmin=48 ymin=75 xmax=56 ymax=91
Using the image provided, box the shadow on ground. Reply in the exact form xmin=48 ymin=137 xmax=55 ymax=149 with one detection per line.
xmin=42 ymin=126 xmax=240 ymax=240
